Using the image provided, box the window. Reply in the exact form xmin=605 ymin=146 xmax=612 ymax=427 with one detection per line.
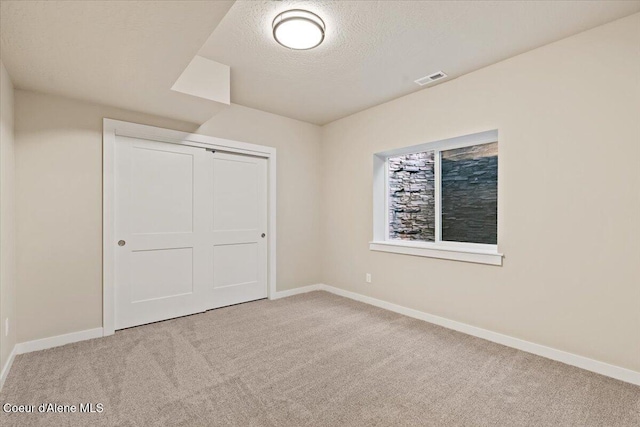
xmin=371 ymin=130 xmax=502 ymax=265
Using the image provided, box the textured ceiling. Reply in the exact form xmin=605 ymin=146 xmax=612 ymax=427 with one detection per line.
xmin=0 ymin=0 xmax=234 ymax=124
xmin=2 ymin=1 xmax=639 ymax=126
xmin=199 ymin=0 xmax=640 ymax=125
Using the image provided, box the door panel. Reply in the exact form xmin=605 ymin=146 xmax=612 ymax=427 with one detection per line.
xmin=131 ymin=147 xmax=194 ymax=234
xmin=212 ymin=157 xmax=260 ymax=230
xmin=130 ymin=248 xmax=193 ymax=303
xmin=213 ymin=243 xmax=258 ymax=289
xmin=209 ymin=152 xmax=267 ymax=309
xmin=115 ymin=136 xmax=209 ymax=329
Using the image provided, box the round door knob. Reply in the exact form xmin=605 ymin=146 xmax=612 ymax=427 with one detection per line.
xmin=118 ymin=240 xmax=126 ymax=246
xmin=261 ymin=233 xmax=266 ymax=238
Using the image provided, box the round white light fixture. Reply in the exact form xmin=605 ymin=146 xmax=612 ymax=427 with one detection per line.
xmin=272 ymin=9 xmax=325 ymax=50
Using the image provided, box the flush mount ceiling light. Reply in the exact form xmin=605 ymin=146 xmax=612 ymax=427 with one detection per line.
xmin=272 ymin=9 xmax=325 ymax=50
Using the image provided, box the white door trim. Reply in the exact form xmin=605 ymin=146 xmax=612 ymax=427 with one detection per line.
xmin=103 ymin=118 xmax=277 ymax=336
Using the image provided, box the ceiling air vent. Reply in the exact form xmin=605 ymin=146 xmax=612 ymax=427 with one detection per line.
xmin=414 ymin=71 xmax=448 ymax=86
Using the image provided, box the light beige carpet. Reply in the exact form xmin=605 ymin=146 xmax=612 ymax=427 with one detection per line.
xmin=1 ymin=291 xmax=639 ymax=426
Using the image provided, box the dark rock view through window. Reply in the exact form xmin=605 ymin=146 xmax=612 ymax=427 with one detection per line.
xmin=388 ymin=151 xmax=435 ymax=241
xmin=441 ymin=142 xmax=498 ymax=244
xmin=387 ymin=142 xmax=498 ymax=245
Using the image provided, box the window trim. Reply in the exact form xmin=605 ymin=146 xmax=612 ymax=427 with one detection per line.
xmin=371 ymin=129 xmax=503 ymax=266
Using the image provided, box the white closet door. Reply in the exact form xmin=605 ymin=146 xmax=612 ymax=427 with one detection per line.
xmin=114 ymin=136 xmax=268 ymax=330
xmin=114 ymin=136 xmax=210 ymax=329
xmin=208 ymin=152 xmax=268 ymax=309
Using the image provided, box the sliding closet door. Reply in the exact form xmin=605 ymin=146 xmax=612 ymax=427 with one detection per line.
xmin=113 ymin=136 xmax=268 ymax=330
xmin=208 ymin=152 xmax=268 ymax=309
xmin=114 ymin=136 xmax=211 ymax=329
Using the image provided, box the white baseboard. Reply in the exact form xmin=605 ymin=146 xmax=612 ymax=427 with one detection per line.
xmin=314 ymin=284 xmax=640 ymax=387
xmin=15 ymin=327 xmax=104 ymax=355
xmin=0 ymin=345 xmax=17 ymax=391
xmin=271 ymin=284 xmax=322 ymax=300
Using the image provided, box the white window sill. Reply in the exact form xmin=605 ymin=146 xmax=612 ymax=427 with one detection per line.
xmin=369 ymin=241 xmax=503 ymax=266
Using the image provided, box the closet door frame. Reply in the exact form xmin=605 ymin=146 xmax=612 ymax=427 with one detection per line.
xmin=102 ymin=118 xmax=277 ymax=336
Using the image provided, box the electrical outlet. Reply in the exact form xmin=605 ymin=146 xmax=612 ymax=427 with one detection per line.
xmin=4 ymin=318 xmax=8 ymax=337
xmin=365 ymin=273 xmax=372 ymax=283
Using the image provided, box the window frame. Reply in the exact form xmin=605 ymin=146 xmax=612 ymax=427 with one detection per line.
xmin=371 ymin=130 xmax=503 ymax=266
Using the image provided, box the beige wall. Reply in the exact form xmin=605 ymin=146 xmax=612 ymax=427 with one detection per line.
xmin=1 ymin=62 xmax=17 ymax=376
xmin=14 ymin=91 xmax=323 ymax=343
xmin=320 ymin=13 xmax=640 ymax=372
